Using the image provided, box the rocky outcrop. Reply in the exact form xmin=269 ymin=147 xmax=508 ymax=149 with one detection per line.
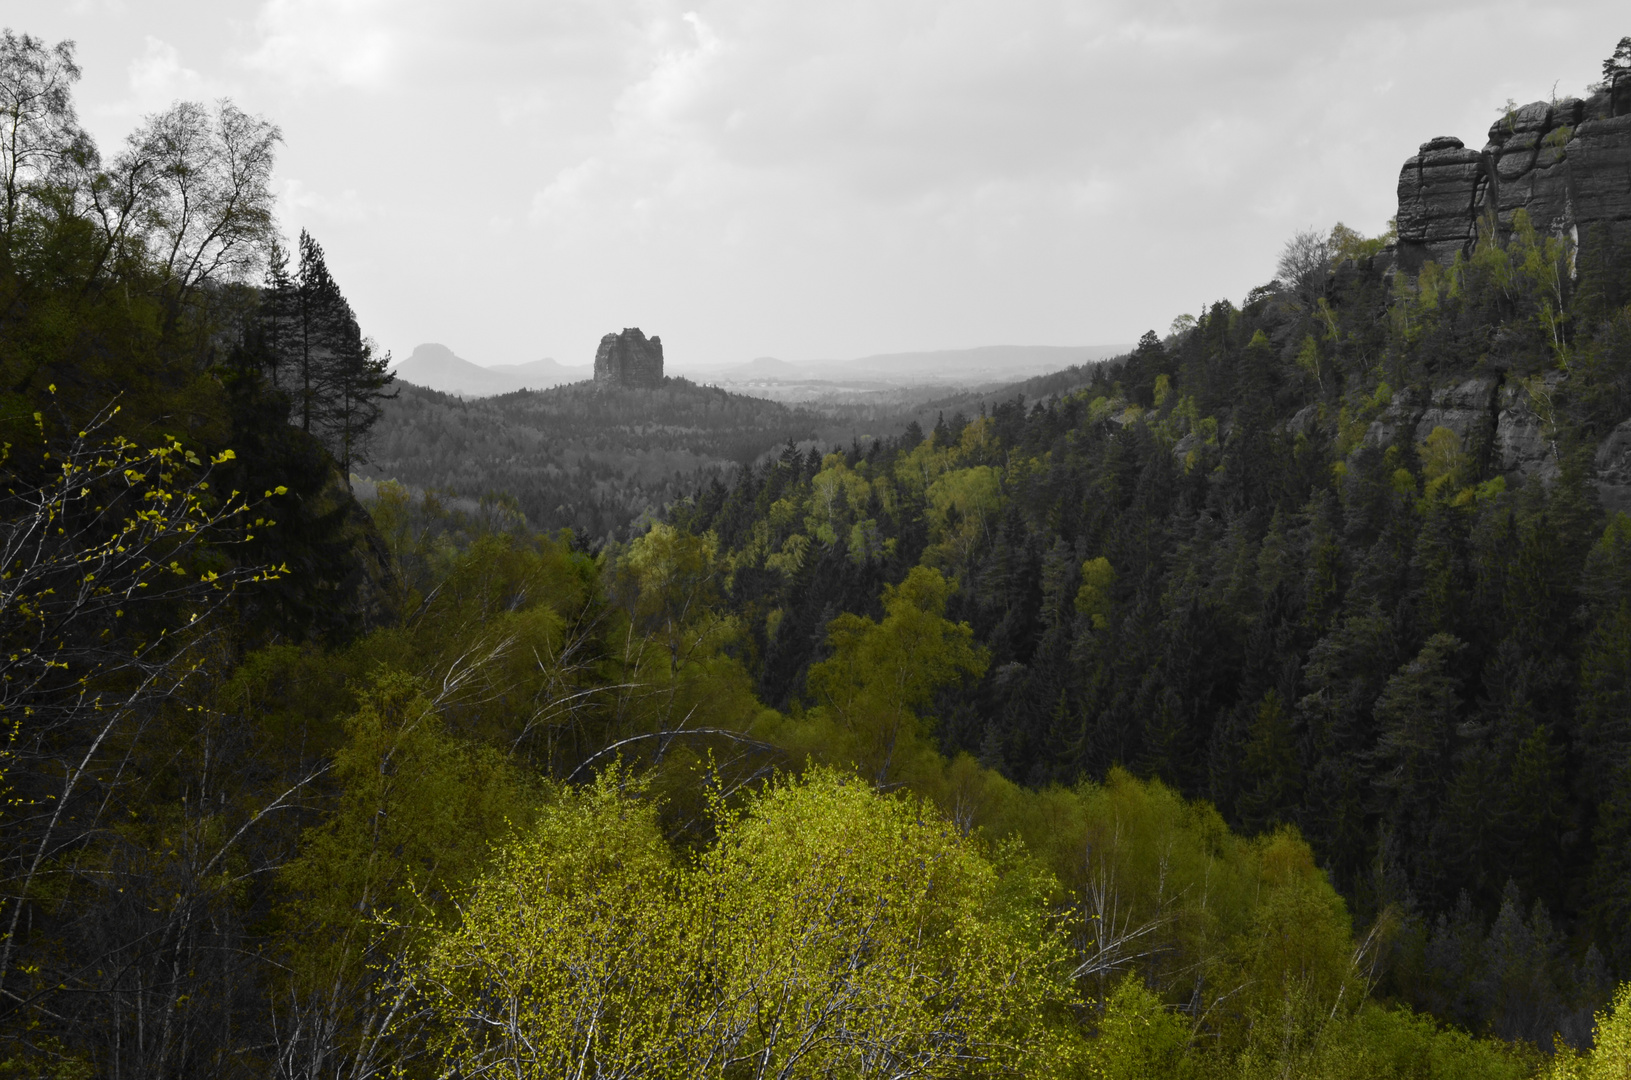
xmin=1393 ymin=85 xmax=1631 ymax=272
xmin=1595 ymin=418 xmax=1631 ymax=514
xmin=1362 ymin=375 xmax=1500 ymax=454
xmin=1350 ymin=372 xmax=1580 ymax=485
xmin=1492 ymin=376 xmax=1562 ymax=484
xmin=594 ymin=328 xmax=665 ymax=388
xmin=1396 ymin=136 xmax=1489 ymax=268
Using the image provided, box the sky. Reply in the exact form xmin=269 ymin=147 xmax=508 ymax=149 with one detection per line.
xmin=9 ymin=1 xmax=1624 ymax=372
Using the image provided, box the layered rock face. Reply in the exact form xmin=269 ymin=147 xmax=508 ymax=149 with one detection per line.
xmin=1345 ymin=370 xmax=1631 ymax=509
xmin=1394 ymin=83 xmax=1631 ymax=272
xmin=594 ymin=327 xmax=665 ymax=388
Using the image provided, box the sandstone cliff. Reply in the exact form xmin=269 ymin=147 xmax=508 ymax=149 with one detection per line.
xmin=1383 ymin=72 xmax=1631 ymax=513
xmin=594 ymin=327 xmax=666 ymax=388
xmin=1395 ymin=81 xmax=1631 ymax=272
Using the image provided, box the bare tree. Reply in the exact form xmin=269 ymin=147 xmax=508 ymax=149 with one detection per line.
xmin=1276 ymin=227 xmax=1334 ymax=308
xmin=111 ymin=99 xmax=281 ymax=313
xmin=0 ymin=31 xmax=95 ymax=253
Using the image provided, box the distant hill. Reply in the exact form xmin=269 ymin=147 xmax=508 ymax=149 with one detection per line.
xmin=391 ymin=343 xmax=590 ymax=396
xmin=363 ymin=377 xmax=831 ymax=539
xmin=835 ymin=344 xmax=1129 ymax=380
xmin=728 ymin=357 xmax=810 ymax=379
xmin=683 ymin=344 xmax=1132 ymax=394
xmin=487 ymin=356 xmax=592 ymax=385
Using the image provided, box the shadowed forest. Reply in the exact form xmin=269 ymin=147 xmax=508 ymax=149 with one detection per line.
xmin=3 ymin=27 xmax=1631 ymax=1080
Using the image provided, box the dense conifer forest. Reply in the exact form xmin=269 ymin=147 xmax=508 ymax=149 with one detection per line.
xmin=3 ymin=26 xmax=1631 ymax=1080
xmin=364 ymin=378 xmax=830 ymax=540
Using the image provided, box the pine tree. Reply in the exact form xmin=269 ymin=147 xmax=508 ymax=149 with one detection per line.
xmin=257 ymin=230 xmax=394 ymax=478
xmin=265 ymin=229 xmax=354 ymax=435
xmin=1602 ymin=35 xmax=1631 ymax=89
xmin=319 ymin=326 xmax=395 ymax=485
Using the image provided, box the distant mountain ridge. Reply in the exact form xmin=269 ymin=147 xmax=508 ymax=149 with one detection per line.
xmin=392 ymin=342 xmax=1131 ymax=398
xmin=391 ymin=343 xmax=590 ymax=396
xmin=681 ymin=343 xmax=1133 ymax=389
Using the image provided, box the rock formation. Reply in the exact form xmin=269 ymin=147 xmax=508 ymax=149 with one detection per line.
xmin=1393 ymin=83 xmax=1631 ymax=272
xmin=594 ymin=328 xmax=665 ymax=388
xmin=1384 ymin=69 xmax=1631 ymax=513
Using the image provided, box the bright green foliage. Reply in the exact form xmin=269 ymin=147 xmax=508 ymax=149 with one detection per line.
xmin=615 ymin=520 xmax=738 ymax=673
xmin=1075 ymin=555 xmax=1116 ymax=629
xmin=802 ymin=566 xmax=989 ymax=784
xmin=407 ymin=769 xmax=1082 ymax=1079
xmin=1083 ymin=976 xmax=1194 ymax=1080
xmin=1228 ymin=1002 xmax=1539 ymax=1080
xmin=1542 ymin=981 xmax=1631 ymax=1079
xmin=925 ymin=464 xmax=1002 ymax=565
xmin=913 ymin=762 xmax=1365 ymax=1057
xmin=402 ymin=770 xmax=677 ymax=1079
xmin=1297 ymin=334 xmax=1325 ymax=391
xmin=277 ymin=669 xmax=536 ymax=1060
xmin=1418 ymin=425 xmax=1469 ymax=499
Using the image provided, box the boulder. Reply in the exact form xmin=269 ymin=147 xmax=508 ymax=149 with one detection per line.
xmin=1286 ymin=404 xmax=1319 ymax=437
xmin=1363 ymin=386 xmax=1426 ymax=450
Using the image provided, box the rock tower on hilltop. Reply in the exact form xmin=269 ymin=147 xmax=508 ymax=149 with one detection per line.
xmin=593 ymin=328 xmax=664 ymax=388
xmin=1393 ymin=75 xmax=1631 ymax=272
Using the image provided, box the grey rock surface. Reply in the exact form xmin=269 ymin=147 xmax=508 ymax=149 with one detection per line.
xmin=594 ymin=327 xmax=666 ymax=388
xmin=1362 ymin=387 xmax=1425 ymax=450
xmin=1392 ymin=87 xmax=1631 ymax=273
xmin=1595 ymin=418 xmax=1631 ymax=515
xmin=1172 ymin=431 xmax=1204 ymax=460
xmin=1415 ymin=375 xmax=1499 ymax=447
xmin=1493 ymin=379 xmax=1559 ymax=483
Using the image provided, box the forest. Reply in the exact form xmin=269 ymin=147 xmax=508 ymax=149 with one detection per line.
xmin=364 ymin=378 xmax=829 ymax=541
xmin=361 ymin=362 xmax=1113 ymax=544
xmin=3 ymin=25 xmax=1631 ymax=1080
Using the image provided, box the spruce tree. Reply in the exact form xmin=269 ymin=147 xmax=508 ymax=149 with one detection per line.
xmin=265 ymin=229 xmax=353 ymax=434
xmin=258 ymin=229 xmax=394 ymax=479
xmin=318 ymin=324 xmax=395 ymax=485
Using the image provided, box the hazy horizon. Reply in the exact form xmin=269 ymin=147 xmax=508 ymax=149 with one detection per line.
xmin=399 ymin=339 xmax=1130 ymax=372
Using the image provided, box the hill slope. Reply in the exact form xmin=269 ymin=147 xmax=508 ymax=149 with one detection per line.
xmin=657 ymin=76 xmax=1631 ymax=1040
xmin=392 ymin=343 xmax=590 ymax=395
xmin=363 ymin=378 xmax=831 ymax=538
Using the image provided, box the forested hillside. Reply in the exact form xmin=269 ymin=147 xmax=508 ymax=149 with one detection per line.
xmin=367 ymin=349 xmax=1128 ymax=541
xmin=364 ymin=378 xmax=830 ymax=539
xmin=5 ymin=26 xmax=1631 ymax=1080
xmin=663 ymin=206 xmax=1631 ymax=1036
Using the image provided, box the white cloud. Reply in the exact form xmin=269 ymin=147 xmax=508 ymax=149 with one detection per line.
xmin=277 ymin=177 xmax=384 ymax=227
xmin=528 ymin=158 xmax=606 ymax=229
xmin=128 ymin=36 xmax=207 ymax=97
xmin=243 ymin=0 xmax=395 ymax=89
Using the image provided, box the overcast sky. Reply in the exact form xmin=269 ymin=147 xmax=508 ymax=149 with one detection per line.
xmin=9 ymin=1 xmax=1624 ymax=370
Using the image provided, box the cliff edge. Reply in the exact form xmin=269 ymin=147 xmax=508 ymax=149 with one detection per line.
xmin=1395 ymin=77 xmax=1631 ymax=272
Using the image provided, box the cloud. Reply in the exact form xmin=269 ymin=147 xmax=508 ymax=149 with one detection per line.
xmin=243 ymin=0 xmax=395 ymax=89
xmin=128 ymin=36 xmax=208 ymax=98
xmin=125 ymin=36 xmax=238 ymax=113
xmin=277 ymin=177 xmax=385 ymax=228
xmin=82 ymin=36 xmax=231 ymax=137
xmin=527 ymin=158 xmax=605 ymax=228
